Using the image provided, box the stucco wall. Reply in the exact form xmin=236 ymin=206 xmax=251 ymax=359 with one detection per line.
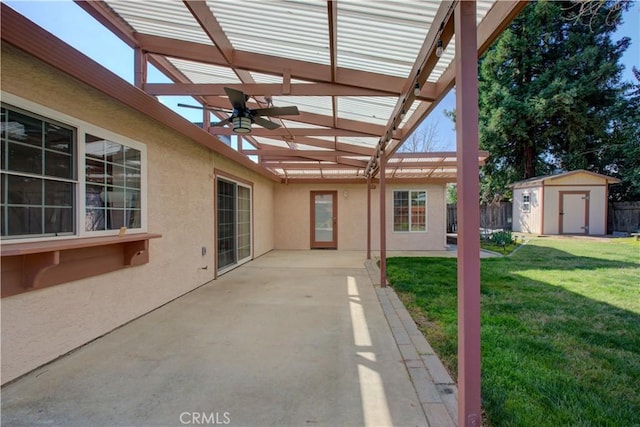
xmin=0 ymin=43 xmax=274 ymax=383
xmin=274 ymin=183 xmax=367 ymax=250
xmin=273 ymin=182 xmax=447 ymax=251
xmin=382 ymin=183 xmax=447 ymax=251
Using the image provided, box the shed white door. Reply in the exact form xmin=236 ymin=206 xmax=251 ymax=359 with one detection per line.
xmin=559 ymin=192 xmax=589 ymax=234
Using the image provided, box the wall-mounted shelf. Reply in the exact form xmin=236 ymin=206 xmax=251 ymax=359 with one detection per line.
xmin=1 ymin=233 xmax=161 ymax=298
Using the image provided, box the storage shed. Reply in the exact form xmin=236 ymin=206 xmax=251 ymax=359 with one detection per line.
xmin=510 ymin=170 xmax=620 ymax=235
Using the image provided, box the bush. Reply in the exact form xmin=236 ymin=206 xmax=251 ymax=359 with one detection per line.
xmin=488 ymin=230 xmax=514 ymax=247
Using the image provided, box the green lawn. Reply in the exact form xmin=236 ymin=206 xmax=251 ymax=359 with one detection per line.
xmin=386 ymin=237 xmax=640 ymax=427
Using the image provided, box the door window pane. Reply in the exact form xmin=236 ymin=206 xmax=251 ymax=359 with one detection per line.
xmin=217 ymin=179 xmax=252 ymax=272
xmin=217 ymin=179 xmax=236 ymax=270
xmin=314 ymin=194 xmax=334 ymax=242
xmin=237 ymin=185 xmax=251 ymax=261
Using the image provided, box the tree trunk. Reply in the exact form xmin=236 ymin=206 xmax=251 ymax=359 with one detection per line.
xmin=523 ymin=144 xmax=536 ymax=178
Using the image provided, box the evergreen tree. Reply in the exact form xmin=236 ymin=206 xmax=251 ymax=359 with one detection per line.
xmin=604 ymin=66 xmax=640 ymax=200
xmin=478 ymin=0 xmax=632 ymax=202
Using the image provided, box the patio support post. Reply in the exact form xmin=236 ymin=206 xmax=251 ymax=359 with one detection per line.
xmin=133 ymin=47 xmax=146 ymax=89
xmin=379 ymin=151 xmax=387 ymax=287
xmin=367 ymin=176 xmax=372 ymax=260
xmin=455 ymin=1 xmax=482 ymax=426
xmin=203 ymin=107 xmax=211 ymax=131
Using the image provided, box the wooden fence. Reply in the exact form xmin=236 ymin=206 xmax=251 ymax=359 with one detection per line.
xmin=609 ymin=201 xmax=640 ymax=233
xmin=447 ymin=202 xmax=512 ymax=233
xmin=447 ymin=201 xmax=640 ymax=234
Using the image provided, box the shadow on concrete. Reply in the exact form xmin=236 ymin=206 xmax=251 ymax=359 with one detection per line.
xmin=1 ymin=251 xmax=429 ymax=427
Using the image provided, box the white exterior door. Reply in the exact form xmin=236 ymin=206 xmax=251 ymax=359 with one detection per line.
xmin=560 ymin=192 xmax=589 ymax=234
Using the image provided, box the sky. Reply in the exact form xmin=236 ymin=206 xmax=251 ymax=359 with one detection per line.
xmin=4 ymin=0 xmax=640 ymax=152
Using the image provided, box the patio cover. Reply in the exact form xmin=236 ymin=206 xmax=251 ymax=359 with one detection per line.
xmin=67 ymin=0 xmax=525 ymax=182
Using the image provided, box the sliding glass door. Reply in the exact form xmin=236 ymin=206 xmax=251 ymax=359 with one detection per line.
xmin=217 ymin=178 xmax=252 ymax=273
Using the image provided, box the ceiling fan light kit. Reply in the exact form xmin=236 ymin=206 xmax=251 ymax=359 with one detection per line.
xmin=180 ymin=87 xmax=299 ymax=134
xmin=232 ymin=116 xmax=252 ymax=133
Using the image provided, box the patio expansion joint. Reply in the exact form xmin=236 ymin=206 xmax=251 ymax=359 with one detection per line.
xmin=366 ymin=260 xmax=458 ymax=426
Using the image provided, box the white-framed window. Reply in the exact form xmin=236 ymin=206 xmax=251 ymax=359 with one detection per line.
xmin=393 ymin=190 xmax=427 ymax=232
xmin=1 ymin=94 xmax=146 ymax=242
xmin=522 ymin=193 xmax=531 ymax=213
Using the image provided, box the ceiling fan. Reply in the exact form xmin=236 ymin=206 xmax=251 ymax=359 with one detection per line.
xmin=178 ymin=87 xmax=299 ymax=134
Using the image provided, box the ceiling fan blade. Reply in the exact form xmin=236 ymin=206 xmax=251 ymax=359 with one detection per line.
xmin=177 ymin=103 xmax=231 ymax=113
xmin=253 ymin=116 xmax=281 ymax=130
xmin=224 ymin=87 xmax=248 ymax=110
xmin=211 ymin=117 xmax=233 ymax=127
xmin=252 ymin=106 xmax=300 ymax=117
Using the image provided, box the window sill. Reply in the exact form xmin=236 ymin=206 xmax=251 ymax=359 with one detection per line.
xmin=1 ymin=233 xmax=161 ymax=298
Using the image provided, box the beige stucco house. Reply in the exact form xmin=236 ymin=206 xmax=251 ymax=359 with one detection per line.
xmin=510 ymin=170 xmax=620 ymax=236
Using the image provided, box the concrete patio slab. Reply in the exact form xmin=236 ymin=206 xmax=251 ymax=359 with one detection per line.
xmin=1 ymin=251 xmax=437 ymax=427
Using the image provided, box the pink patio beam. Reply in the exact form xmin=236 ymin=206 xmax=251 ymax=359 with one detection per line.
xmin=455 ymin=1 xmax=482 ymax=426
xmin=379 ymin=152 xmax=387 ymax=287
xmin=367 ymin=176 xmax=372 ymax=260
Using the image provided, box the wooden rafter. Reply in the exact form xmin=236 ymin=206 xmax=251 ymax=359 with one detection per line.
xmin=142 ymin=82 xmax=438 ymax=99
xmin=135 ymin=33 xmax=410 ymax=94
xmin=213 ymin=128 xmax=371 ymax=137
xmin=260 ymin=136 xmax=374 ymax=156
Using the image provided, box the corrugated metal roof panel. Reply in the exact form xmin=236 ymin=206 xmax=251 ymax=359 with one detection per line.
xmin=167 ymin=58 xmax=242 ymax=84
xmin=253 ymin=138 xmax=290 ymax=148
xmin=106 ymin=1 xmax=211 ymax=44
xmin=207 ymin=0 xmax=330 ymax=65
xmin=336 ymin=1 xmax=439 ymax=78
xmin=337 ymin=97 xmax=397 ymax=125
xmin=339 ymin=137 xmax=379 ymax=147
xmin=272 ymin=96 xmax=333 ymax=117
